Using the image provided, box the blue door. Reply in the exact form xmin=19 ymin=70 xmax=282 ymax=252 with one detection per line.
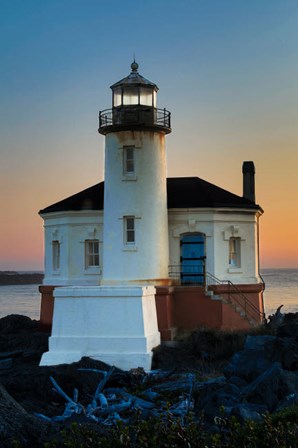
xmin=180 ymin=234 xmax=205 ymax=285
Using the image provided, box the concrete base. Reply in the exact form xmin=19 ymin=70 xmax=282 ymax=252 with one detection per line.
xmin=40 ymin=285 xmax=160 ymax=371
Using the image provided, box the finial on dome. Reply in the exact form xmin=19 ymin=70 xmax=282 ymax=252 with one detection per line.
xmin=131 ymin=59 xmax=139 ymax=72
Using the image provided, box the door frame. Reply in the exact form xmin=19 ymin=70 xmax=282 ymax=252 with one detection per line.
xmin=180 ymin=233 xmax=206 ymax=285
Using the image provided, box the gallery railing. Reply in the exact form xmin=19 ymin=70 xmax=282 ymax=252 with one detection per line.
xmin=98 ymin=107 xmax=171 ymax=132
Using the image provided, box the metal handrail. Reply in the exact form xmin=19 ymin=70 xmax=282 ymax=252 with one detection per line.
xmin=168 ymin=266 xmax=265 ymax=324
xmin=169 ymin=264 xmax=205 ymax=286
xmin=205 ymin=272 xmax=265 ymax=324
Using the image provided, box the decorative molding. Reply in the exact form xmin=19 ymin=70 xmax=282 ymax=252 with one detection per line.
xmin=51 ymin=228 xmax=63 ymax=243
xmin=172 ymin=224 xmax=212 ymax=238
xmin=223 ymin=225 xmax=246 ymax=241
xmin=118 ymin=137 xmax=142 ymax=149
xmin=87 ymin=227 xmax=97 ymax=239
xmin=52 ymin=228 xmax=59 ymax=239
xmin=188 ymin=219 xmax=196 ymax=230
xmin=119 ymin=211 xmax=142 ymax=219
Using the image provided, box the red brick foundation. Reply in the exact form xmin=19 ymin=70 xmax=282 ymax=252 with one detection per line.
xmin=39 ymin=283 xmax=265 ymax=341
xmin=39 ymin=285 xmax=56 ymax=331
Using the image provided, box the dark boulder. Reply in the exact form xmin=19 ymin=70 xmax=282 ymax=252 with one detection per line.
xmin=224 ymin=349 xmax=272 ymax=382
xmin=0 ymin=383 xmax=49 ymax=447
xmin=242 ymin=362 xmax=298 ymax=412
xmin=231 ymin=403 xmax=268 ymax=422
xmin=224 ymin=335 xmax=297 ymax=382
xmin=277 ymin=322 xmax=298 ymax=338
xmin=195 ymin=379 xmax=241 ymax=421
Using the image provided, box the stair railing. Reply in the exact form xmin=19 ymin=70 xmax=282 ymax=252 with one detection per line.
xmin=168 ymin=265 xmax=265 ymax=325
xmin=205 ymin=272 xmax=265 ymax=324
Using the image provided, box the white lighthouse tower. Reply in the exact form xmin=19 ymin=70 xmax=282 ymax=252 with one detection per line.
xmin=99 ymin=61 xmax=171 ymax=284
xmin=40 ymin=62 xmax=171 ymax=370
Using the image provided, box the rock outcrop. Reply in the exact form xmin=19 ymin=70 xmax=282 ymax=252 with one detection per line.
xmin=0 ymin=312 xmax=297 ymax=446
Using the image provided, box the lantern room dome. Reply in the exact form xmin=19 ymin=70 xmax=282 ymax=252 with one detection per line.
xmin=110 ymin=61 xmax=158 ymax=90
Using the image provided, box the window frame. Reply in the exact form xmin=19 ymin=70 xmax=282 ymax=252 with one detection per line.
xmin=229 ymin=237 xmax=241 ymax=268
xmin=85 ymin=239 xmax=100 ymax=269
xmin=124 ymin=216 xmax=135 ymax=246
xmin=123 ymin=146 xmax=135 ymax=177
xmin=52 ymin=240 xmax=60 ymax=271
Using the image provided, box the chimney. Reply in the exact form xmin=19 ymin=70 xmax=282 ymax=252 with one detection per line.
xmin=242 ymin=161 xmax=255 ymax=203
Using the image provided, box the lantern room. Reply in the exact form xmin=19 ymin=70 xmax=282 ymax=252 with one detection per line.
xmin=98 ymin=61 xmax=171 ymax=135
xmin=112 ymin=60 xmax=157 ymax=108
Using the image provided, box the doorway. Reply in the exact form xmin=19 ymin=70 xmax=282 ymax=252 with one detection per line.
xmin=180 ymin=233 xmax=206 ymax=285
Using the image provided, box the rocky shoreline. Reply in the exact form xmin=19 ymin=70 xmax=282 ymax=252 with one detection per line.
xmin=0 ymin=312 xmax=297 ymax=447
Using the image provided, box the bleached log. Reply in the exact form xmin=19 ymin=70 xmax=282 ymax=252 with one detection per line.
xmin=105 ymin=387 xmax=155 ymax=409
xmin=50 ymin=376 xmax=76 ymax=405
xmin=93 ymin=399 xmax=132 ymax=417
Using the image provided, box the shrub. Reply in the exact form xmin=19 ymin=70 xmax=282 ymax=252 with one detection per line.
xmin=44 ymin=407 xmax=298 ymax=448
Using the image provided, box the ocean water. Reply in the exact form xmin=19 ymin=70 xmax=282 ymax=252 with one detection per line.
xmin=0 ymin=284 xmax=41 ymax=320
xmin=0 ymin=269 xmax=297 ymax=320
xmin=261 ymin=269 xmax=298 ymax=317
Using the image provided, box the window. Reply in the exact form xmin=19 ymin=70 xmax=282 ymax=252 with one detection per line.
xmin=123 ymin=87 xmax=138 ymax=105
xmin=229 ymin=237 xmax=241 ymax=267
xmin=52 ymin=241 xmax=60 ymax=271
xmin=85 ymin=240 xmax=99 ymax=268
xmin=123 ymin=146 xmax=135 ymax=175
xmin=124 ymin=217 xmax=135 ymax=245
xmin=113 ymin=87 xmax=122 ymax=107
xmin=140 ymin=87 xmax=153 ymax=106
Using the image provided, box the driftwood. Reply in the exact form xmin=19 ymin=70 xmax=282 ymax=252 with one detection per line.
xmin=267 ymin=305 xmax=284 ymax=330
xmin=34 ymin=369 xmax=196 ymax=426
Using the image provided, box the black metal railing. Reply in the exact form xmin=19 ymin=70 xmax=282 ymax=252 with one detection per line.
xmin=99 ymin=107 xmax=171 ymax=131
xmin=169 ymin=264 xmax=205 ymax=286
xmin=168 ymin=265 xmax=265 ymax=325
xmin=205 ymin=272 xmax=265 ymax=324
xmin=99 ymin=109 xmax=113 ymax=127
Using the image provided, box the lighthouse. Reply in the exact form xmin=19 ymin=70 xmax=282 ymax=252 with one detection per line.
xmin=39 ymin=62 xmax=170 ymax=370
xmin=99 ymin=61 xmax=171 ymax=285
xmin=39 ymin=61 xmax=265 ymax=363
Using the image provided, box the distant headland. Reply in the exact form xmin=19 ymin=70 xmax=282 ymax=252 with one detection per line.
xmin=0 ymin=271 xmax=44 ymax=285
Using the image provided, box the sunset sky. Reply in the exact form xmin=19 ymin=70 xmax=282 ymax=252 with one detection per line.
xmin=0 ymin=0 xmax=297 ymax=270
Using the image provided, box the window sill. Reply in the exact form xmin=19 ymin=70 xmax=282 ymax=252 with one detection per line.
xmin=228 ymin=267 xmax=242 ymax=274
xmin=122 ymin=245 xmax=138 ymax=252
xmin=122 ymin=175 xmax=137 ymax=181
xmin=52 ymin=271 xmax=61 ymax=275
xmin=85 ymin=267 xmax=101 ymax=274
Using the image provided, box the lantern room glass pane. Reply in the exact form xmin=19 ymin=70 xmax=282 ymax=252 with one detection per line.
xmin=153 ymin=90 xmax=157 ymax=107
xmin=123 ymin=87 xmax=138 ymax=105
xmin=113 ymin=88 xmax=122 ymax=107
xmin=140 ymin=87 xmax=152 ymax=106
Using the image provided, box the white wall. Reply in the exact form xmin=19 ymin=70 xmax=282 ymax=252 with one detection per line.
xmin=41 ymin=206 xmax=261 ymax=287
xmin=41 ymin=211 xmax=103 ymax=286
xmin=168 ymin=208 xmax=262 ymax=284
xmin=102 ymin=130 xmax=169 ymax=284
